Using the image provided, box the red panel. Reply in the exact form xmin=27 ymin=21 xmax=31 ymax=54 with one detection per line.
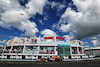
xmin=44 ymin=37 xmax=54 ymax=39
xmin=56 ymin=37 xmax=65 ymax=40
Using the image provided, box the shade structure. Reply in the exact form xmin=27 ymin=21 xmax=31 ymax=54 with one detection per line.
xmin=44 ymin=37 xmax=65 ymax=40
xmin=44 ymin=37 xmax=54 ymax=39
xmin=56 ymin=37 xmax=65 ymax=40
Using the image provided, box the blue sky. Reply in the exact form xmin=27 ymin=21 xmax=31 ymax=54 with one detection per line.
xmin=0 ymin=0 xmax=100 ymax=48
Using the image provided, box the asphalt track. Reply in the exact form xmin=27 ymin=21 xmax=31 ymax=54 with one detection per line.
xmin=0 ymin=60 xmax=100 ymax=67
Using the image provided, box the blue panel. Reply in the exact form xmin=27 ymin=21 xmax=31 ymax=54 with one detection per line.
xmin=58 ymin=44 xmax=70 ymax=46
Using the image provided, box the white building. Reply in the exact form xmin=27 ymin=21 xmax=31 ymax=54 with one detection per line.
xmin=85 ymin=47 xmax=100 ymax=56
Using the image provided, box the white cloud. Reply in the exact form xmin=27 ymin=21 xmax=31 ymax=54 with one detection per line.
xmin=0 ymin=0 xmax=23 ymax=14
xmin=84 ymin=41 xmax=90 ymax=48
xmin=57 ymin=0 xmax=100 ymax=40
xmin=46 ymin=1 xmax=65 ymax=14
xmin=97 ymin=34 xmax=100 ymax=38
xmin=50 ymin=2 xmax=65 ymax=10
xmin=0 ymin=45 xmax=4 ymax=47
xmin=60 ymin=23 xmax=72 ymax=32
xmin=0 ymin=0 xmax=47 ymax=37
xmin=48 ymin=1 xmax=65 ymax=16
xmin=0 ymin=21 xmax=11 ymax=29
xmin=0 ymin=40 xmax=7 ymax=44
xmin=20 ymin=20 xmax=39 ymax=37
xmin=63 ymin=35 xmax=71 ymax=42
xmin=0 ymin=0 xmax=11 ymax=14
xmin=84 ymin=42 xmax=89 ymax=44
xmin=25 ymin=0 xmax=47 ymax=15
xmin=89 ymin=35 xmax=100 ymax=47
xmin=90 ymin=37 xmax=98 ymax=40
xmin=43 ymin=17 xmax=47 ymax=21
xmin=84 ymin=45 xmax=89 ymax=48
xmin=9 ymin=36 xmax=13 ymax=38
xmin=39 ymin=20 xmax=44 ymax=25
xmin=41 ymin=29 xmax=57 ymax=37
xmin=1 ymin=10 xmax=29 ymax=25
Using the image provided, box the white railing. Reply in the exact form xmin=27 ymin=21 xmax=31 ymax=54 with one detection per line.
xmin=39 ymin=41 xmax=79 ymax=46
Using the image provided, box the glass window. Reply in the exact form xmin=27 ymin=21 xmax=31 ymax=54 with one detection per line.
xmin=30 ymin=39 xmax=37 ymax=44
xmin=63 ymin=47 xmax=70 ymax=55
xmin=26 ymin=39 xmax=29 ymax=44
xmin=31 ymin=39 xmax=34 ymax=44
xmin=11 ymin=46 xmax=19 ymax=53
xmin=72 ymin=47 xmax=78 ymax=54
xmin=39 ymin=46 xmax=55 ymax=54
xmin=58 ymin=46 xmax=70 ymax=56
xmin=33 ymin=46 xmax=38 ymax=54
xmin=18 ymin=46 xmax=24 ymax=53
xmin=85 ymin=50 xmax=93 ymax=55
xmin=78 ymin=47 xmax=82 ymax=54
xmin=58 ymin=46 xmax=63 ymax=55
xmin=20 ymin=39 xmax=25 ymax=44
xmin=24 ymin=46 xmax=34 ymax=54
xmin=26 ymin=46 xmax=33 ymax=50
xmin=4 ymin=46 xmax=11 ymax=53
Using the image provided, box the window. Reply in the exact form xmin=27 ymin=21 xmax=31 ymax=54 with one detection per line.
xmin=20 ymin=39 xmax=25 ymax=44
xmin=18 ymin=46 xmax=24 ymax=53
xmin=58 ymin=46 xmax=70 ymax=56
xmin=72 ymin=47 xmax=78 ymax=54
xmin=39 ymin=46 xmax=55 ymax=54
xmin=4 ymin=46 xmax=11 ymax=53
xmin=31 ymin=39 xmax=34 ymax=44
xmin=78 ymin=47 xmax=82 ymax=54
xmin=63 ymin=47 xmax=70 ymax=55
xmin=11 ymin=46 xmax=19 ymax=53
xmin=26 ymin=39 xmax=29 ymax=44
xmin=26 ymin=46 xmax=33 ymax=50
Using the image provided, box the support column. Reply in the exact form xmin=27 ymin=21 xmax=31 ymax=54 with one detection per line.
xmin=70 ymin=46 xmax=72 ymax=59
xmin=3 ymin=45 xmax=7 ymax=51
xmin=3 ymin=45 xmax=7 ymax=55
xmin=82 ymin=47 xmax=84 ymax=54
xmin=9 ymin=45 xmax=13 ymax=53
xmin=77 ymin=46 xmax=79 ymax=55
xmin=54 ymin=46 xmax=56 ymax=55
xmin=23 ymin=45 xmax=26 ymax=54
xmin=55 ymin=36 xmax=56 ymax=44
xmin=33 ymin=46 xmax=34 ymax=55
xmin=70 ymin=46 xmax=72 ymax=55
xmin=38 ymin=46 xmax=40 ymax=54
xmin=38 ymin=36 xmax=41 ymax=44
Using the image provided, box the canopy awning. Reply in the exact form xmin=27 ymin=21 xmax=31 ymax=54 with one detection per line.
xmin=43 ymin=37 xmax=65 ymax=40
xmin=56 ymin=37 xmax=65 ymax=40
xmin=44 ymin=37 xmax=54 ymax=39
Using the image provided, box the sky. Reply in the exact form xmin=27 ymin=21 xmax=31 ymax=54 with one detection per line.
xmin=0 ymin=0 xmax=100 ymax=48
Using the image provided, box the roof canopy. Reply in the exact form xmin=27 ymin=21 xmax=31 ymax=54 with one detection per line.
xmin=44 ymin=37 xmax=54 ymax=39
xmin=56 ymin=37 xmax=65 ymax=40
xmin=43 ymin=37 xmax=65 ymax=40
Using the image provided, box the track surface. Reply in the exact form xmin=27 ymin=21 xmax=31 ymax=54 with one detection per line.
xmin=0 ymin=60 xmax=100 ymax=67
